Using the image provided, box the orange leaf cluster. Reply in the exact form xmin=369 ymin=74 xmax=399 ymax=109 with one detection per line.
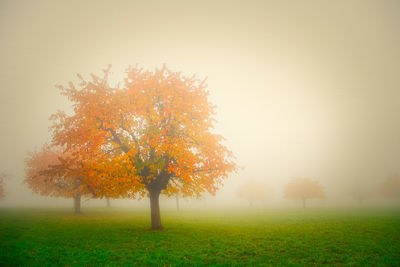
xmin=25 ymin=144 xmax=94 ymax=198
xmin=32 ymin=65 xmax=237 ymax=199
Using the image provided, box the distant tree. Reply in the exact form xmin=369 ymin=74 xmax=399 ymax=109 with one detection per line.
xmin=0 ymin=172 xmax=5 ymax=199
xmin=236 ymin=179 xmax=266 ymax=206
xmin=380 ymin=175 xmax=400 ymax=200
xmin=164 ymin=181 xmax=184 ymax=211
xmin=284 ymin=178 xmax=325 ymax=208
xmin=347 ymin=180 xmax=372 ymax=206
xmin=175 ymin=194 xmax=180 ymax=211
xmin=25 ymin=144 xmax=95 ymax=214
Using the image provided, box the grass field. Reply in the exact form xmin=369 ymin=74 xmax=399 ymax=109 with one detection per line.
xmin=0 ymin=207 xmax=399 ymax=266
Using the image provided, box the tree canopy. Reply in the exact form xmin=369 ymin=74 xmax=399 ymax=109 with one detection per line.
xmin=46 ymin=65 xmax=237 ymax=228
xmin=284 ymin=178 xmax=324 ymax=208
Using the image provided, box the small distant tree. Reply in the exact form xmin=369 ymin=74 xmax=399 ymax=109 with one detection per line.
xmin=347 ymin=179 xmax=373 ymax=206
xmin=284 ymin=178 xmax=325 ymax=208
xmin=380 ymin=175 xmax=400 ymax=200
xmin=236 ymin=179 xmax=266 ymax=206
xmin=349 ymin=187 xmax=369 ymax=206
xmin=0 ymin=172 xmax=5 ymax=199
xmin=25 ymin=144 xmax=95 ymax=214
xmin=175 ymin=194 xmax=180 ymax=211
xmin=164 ymin=181 xmax=185 ymax=211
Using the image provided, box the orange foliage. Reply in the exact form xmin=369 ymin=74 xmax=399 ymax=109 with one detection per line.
xmin=380 ymin=175 xmax=400 ymax=199
xmin=50 ymin=64 xmax=237 ymax=199
xmin=284 ymin=178 xmax=325 ymax=200
xmin=24 ymin=144 xmax=94 ymax=199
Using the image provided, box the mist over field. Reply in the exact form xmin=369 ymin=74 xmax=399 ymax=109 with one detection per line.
xmin=0 ymin=0 xmax=399 ymax=212
xmin=1 ymin=0 xmax=400 ymax=210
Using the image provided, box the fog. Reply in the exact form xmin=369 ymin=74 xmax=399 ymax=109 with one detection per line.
xmin=1 ymin=0 xmax=400 ymax=209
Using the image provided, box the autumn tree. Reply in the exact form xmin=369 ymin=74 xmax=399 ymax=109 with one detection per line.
xmin=25 ymin=144 xmax=96 ymax=214
xmin=236 ymin=179 xmax=266 ymax=206
xmin=50 ymin=65 xmax=237 ymax=229
xmin=284 ymin=178 xmax=324 ymax=208
xmin=0 ymin=172 xmax=6 ymax=199
xmin=380 ymin=175 xmax=400 ymax=200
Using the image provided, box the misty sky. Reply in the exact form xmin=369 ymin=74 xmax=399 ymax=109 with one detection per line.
xmin=1 ymin=0 xmax=400 ymax=205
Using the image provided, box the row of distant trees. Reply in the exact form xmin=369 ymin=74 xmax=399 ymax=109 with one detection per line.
xmin=236 ymin=176 xmax=400 ymax=208
xmin=1 ymin=173 xmax=399 ymax=209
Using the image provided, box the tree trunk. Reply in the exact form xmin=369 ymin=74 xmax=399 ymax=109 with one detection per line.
xmin=106 ymin=198 xmax=111 ymax=208
xmin=302 ymin=198 xmax=306 ymax=208
xmin=74 ymin=196 xmax=81 ymax=214
xmin=176 ymin=195 xmax=180 ymax=212
xmin=149 ymin=190 xmax=162 ymax=230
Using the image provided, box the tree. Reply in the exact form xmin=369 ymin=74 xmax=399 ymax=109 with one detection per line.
xmin=175 ymin=194 xmax=180 ymax=211
xmin=380 ymin=175 xmax=400 ymax=200
xmin=284 ymin=178 xmax=324 ymax=208
xmin=236 ymin=179 xmax=266 ymax=206
xmin=164 ymin=181 xmax=184 ymax=211
xmin=25 ymin=144 xmax=95 ymax=214
xmin=347 ymin=179 xmax=373 ymax=206
xmin=0 ymin=172 xmax=6 ymax=199
xmin=50 ymin=65 xmax=237 ymax=229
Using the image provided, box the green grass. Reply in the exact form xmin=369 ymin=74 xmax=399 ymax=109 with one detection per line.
xmin=0 ymin=207 xmax=399 ymax=266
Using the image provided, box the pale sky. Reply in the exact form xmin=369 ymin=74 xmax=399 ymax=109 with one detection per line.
xmin=1 ymin=0 xmax=400 ymax=206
